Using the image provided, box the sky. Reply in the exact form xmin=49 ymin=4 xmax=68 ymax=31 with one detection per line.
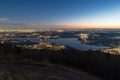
xmin=0 ymin=0 xmax=120 ymax=28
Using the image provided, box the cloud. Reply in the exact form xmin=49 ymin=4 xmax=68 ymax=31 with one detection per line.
xmin=0 ymin=18 xmax=9 ymax=22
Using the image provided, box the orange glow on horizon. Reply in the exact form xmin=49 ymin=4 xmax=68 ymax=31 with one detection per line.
xmin=62 ymin=25 xmax=120 ymax=29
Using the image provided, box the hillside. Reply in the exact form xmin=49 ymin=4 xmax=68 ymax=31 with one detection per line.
xmin=1 ymin=42 xmax=120 ymax=80
xmin=0 ymin=64 xmax=100 ymax=80
xmin=0 ymin=43 xmax=102 ymax=80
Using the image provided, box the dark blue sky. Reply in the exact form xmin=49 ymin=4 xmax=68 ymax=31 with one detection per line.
xmin=0 ymin=0 xmax=120 ymax=28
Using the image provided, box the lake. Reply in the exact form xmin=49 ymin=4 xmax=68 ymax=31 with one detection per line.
xmin=15 ymin=38 xmax=109 ymax=50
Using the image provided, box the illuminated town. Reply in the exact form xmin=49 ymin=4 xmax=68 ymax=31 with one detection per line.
xmin=0 ymin=28 xmax=120 ymax=55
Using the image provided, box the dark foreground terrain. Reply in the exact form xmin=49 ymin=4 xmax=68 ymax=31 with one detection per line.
xmin=0 ymin=64 xmax=99 ymax=80
xmin=0 ymin=43 xmax=120 ymax=80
